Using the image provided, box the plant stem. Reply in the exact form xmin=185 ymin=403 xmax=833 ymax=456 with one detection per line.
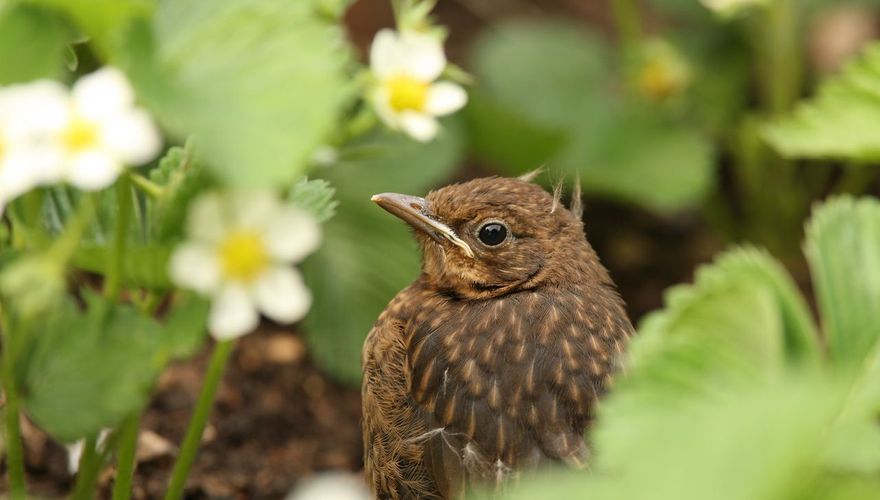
xmin=130 ymin=173 xmax=164 ymax=200
xmin=112 ymin=413 xmax=141 ymax=500
xmin=610 ymin=0 xmax=642 ymax=54
xmin=49 ymin=195 xmax=96 ymax=263
xmin=164 ymin=340 xmax=234 ymax=500
xmin=755 ymin=0 xmax=802 ymax=115
xmin=104 ymin=175 xmax=133 ymax=301
xmin=1 ymin=312 xmax=26 ymax=500
xmin=71 ymin=435 xmax=103 ymax=500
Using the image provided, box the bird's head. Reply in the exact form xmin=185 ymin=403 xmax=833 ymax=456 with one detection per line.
xmin=372 ymin=175 xmax=593 ymax=299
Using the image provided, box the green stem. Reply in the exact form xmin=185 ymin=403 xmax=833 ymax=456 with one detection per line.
xmin=104 ymin=175 xmax=133 ymax=302
xmin=610 ymin=0 xmax=642 ymax=54
xmin=755 ymin=0 xmax=802 ymax=116
xmin=2 ymin=313 xmax=26 ymax=500
xmin=129 ymin=173 xmax=164 ymax=200
xmin=71 ymin=435 xmax=103 ymax=500
xmin=48 ymin=196 xmax=96 ymax=263
xmin=112 ymin=413 xmax=141 ymax=500
xmin=164 ymin=340 xmax=234 ymax=500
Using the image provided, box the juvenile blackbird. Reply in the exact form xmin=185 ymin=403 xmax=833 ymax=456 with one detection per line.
xmin=362 ymin=175 xmax=633 ymax=499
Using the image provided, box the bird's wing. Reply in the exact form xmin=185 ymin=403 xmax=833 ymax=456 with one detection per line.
xmin=362 ymin=291 xmax=444 ymax=499
xmin=405 ymin=290 xmax=631 ymax=492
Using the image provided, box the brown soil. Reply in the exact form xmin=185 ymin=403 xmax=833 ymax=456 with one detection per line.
xmin=13 ymin=328 xmax=363 ymax=500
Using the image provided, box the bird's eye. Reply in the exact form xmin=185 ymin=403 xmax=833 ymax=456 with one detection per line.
xmin=478 ymin=222 xmax=508 ymax=246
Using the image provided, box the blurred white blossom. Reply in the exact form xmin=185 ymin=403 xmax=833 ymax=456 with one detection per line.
xmin=0 ymin=81 xmax=68 ymax=211
xmin=286 ymin=472 xmax=369 ymax=500
xmin=369 ymin=29 xmax=467 ymax=142
xmin=700 ymin=0 xmax=770 ymax=17
xmin=51 ymin=67 xmax=162 ymax=190
xmin=0 ymin=67 xmax=161 ymax=213
xmin=169 ymin=190 xmax=320 ymax=340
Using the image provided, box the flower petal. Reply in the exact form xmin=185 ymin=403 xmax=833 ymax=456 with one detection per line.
xmin=169 ymin=242 xmax=221 ymax=294
xmin=399 ymin=111 xmax=439 ymax=142
xmin=209 ymin=284 xmax=259 ymax=340
xmin=72 ymin=67 xmax=136 ymax=122
xmin=65 ymin=150 xmax=122 ymax=191
xmin=264 ymin=208 xmax=321 ymax=262
xmin=369 ymin=29 xmax=399 ymax=79
xmin=0 ymin=80 xmax=69 ymax=137
xmin=0 ymin=150 xmax=47 ymax=199
xmin=252 ymin=266 xmax=311 ymax=324
xmin=188 ymin=192 xmax=229 ymax=242
xmin=101 ymin=109 xmax=162 ymax=166
xmin=229 ymin=189 xmax=283 ymax=231
xmin=425 ymin=82 xmax=467 ymax=116
xmin=399 ymin=31 xmax=446 ymax=81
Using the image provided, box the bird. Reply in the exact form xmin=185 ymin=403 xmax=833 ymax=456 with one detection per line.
xmin=361 ymin=173 xmax=633 ymax=499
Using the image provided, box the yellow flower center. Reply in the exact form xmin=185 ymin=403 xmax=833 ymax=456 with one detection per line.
xmin=387 ymin=75 xmax=430 ymax=113
xmin=219 ymin=231 xmax=270 ymax=282
xmin=62 ymin=116 xmax=100 ymax=152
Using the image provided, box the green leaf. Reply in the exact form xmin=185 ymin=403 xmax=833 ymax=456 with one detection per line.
xmin=493 ymin=377 xmax=847 ymax=500
xmin=464 ymin=92 xmax=566 ymax=174
xmin=20 ymin=294 xmax=164 ymax=442
xmin=805 ymin=196 xmax=880 ymax=367
xmin=609 ymin=248 xmax=820 ymax=455
xmin=470 ymin=20 xmax=611 ymax=129
xmin=559 ymin=108 xmax=715 ymax=212
xmin=765 ymin=43 xmax=880 ymax=161
xmin=289 ymin=178 xmax=338 ymax=223
xmin=146 ymin=142 xmax=209 ymax=242
xmin=0 ymin=4 xmax=70 ymax=84
xmin=117 ymin=0 xmax=352 ymax=186
xmin=303 ymin=123 xmax=465 ymax=384
xmin=160 ymin=293 xmax=209 ymax=359
xmin=467 ymin=20 xmax=713 ymax=211
xmin=72 ymin=245 xmax=173 ymax=289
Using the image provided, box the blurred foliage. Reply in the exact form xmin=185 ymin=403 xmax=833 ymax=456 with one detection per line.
xmin=479 ymin=196 xmax=880 ymax=499
xmin=766 ymin=42 xmax=880 ymax=161
xmin=465 ymin=20 xmax=714 ymax=212
xmin=303 ymin=120 xmax=465 ymax=383
xmin=30 ymin=0 xmax=354 ymax=186
xmin=18 ymin=291 xmax=207 ymax=442
xmin=289 ymin=178 xmax=339 ymax=224
xmin=0 ymin=3 xmax=71 ymax=85
xmin=116 ymin=0 xmax=354 ymax=186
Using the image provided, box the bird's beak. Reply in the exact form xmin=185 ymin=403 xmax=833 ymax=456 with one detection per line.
xmin=371 ymin=192 xmax=474 ymax=258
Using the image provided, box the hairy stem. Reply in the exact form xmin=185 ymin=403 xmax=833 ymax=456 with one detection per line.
xmin=112 ymin=413 xmax=141 ymax=500
xmin=164 ymin=340 xmax=234 ymax=500
xmin=104 ymin=175 xmax=133 ymax=301
xmin=71 ymin=435 xmax=103 ymax=500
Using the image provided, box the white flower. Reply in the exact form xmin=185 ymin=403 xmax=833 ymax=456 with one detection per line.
xmin=285 ymin=472 xmax=369 ymax=500
xmin=369 ymin=29 xmax=467 ymax=142
xmin=700 ymin=0 xmax=769 ymax=17
xmin=169 ymin=190 xmax=321 ymax=340
xmin=52 ymin=67 xmax=162 ymax=191
xmin=0 ymin=80 xmax=68 ymax=211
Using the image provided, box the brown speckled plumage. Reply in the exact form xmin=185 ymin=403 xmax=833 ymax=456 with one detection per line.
xmin=362 ymin=176 xmax=633 ymax=499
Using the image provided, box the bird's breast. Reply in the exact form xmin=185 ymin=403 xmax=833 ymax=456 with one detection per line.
xmin=403 ymin=285 xmax=631 ymax=466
